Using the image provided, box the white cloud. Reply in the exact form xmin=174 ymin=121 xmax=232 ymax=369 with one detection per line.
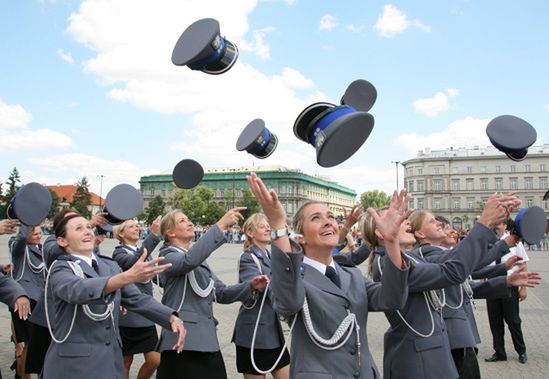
xmin=544 ymin=104 xmax=549 ymax=110
xmin=374 ymin=4 xmax=431 ymax=38
xmin=27 ymin=153 xmax=159 ymax=194
xmin=57 ymin=48 xmax=74 ymax=64
xmin=319 ymin=14 xmax=337 ymax=31
xmin=0 ymin=99 xmax=32 ymax=129
xmin=0 ymin=99 xmax=72 ymax=152
xmin=66 ymin=0 xmax=327 ymax=172
xmin=238 ymin=26 xmax=275 ymax=60
xmin=413 ymin=88 xmax=459 ymax=117
xmin=345 ymin=24 xmax=364 ymax=33
xmin=395 ymin=116 xmax=491 ymax=155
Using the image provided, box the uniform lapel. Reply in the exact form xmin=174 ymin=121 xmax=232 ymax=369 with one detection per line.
xmin=303 ymin=263 xmax=348 ymax=300
xmin=71 ymin=256 xmax=98 ymax=278
xmin=337 ymin=264 xmax=352 ymax=295
xmin=251 ymin=246 xmax=271 ymax=269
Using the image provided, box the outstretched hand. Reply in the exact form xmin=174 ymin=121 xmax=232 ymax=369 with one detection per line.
xmin=247 ymin=172 xmax=287 ymax=229
xmin=344 ymin=204 xmax=364 ymax=229
xmin=367 ymin=189 xmax=411 ymax=244
xmin=251 ymin=274 xmax=269 ymax=290
xmin=217 ymin=207 xmax=246 ymax=231
xmin=507 ymin=264 xmax=541 ymax=288
xmin=126 ymin=249 xmax=171 ymax=284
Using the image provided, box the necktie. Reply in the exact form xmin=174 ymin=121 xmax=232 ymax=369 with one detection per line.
xmin=325 ymin=266 xmax=341 ymax=288
xmin=91 ymin=260 xmax=100 ymax=275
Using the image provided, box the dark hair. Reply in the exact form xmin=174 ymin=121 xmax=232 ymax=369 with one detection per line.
xmin=52 ymin=208 xmax=81 ymax=230
xmin=54 ymin=213 xmax=84 ymax=239
xmin=434 ymin=215 xmax=450 ymax=227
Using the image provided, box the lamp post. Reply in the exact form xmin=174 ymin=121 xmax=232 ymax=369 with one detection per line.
xmin=97 ymin=174 xmax=105 ymax=209
xmin=232 ymin=168 xmax=236 ymax=208
xmin=391 ymin=161 xmax=400 ymax=189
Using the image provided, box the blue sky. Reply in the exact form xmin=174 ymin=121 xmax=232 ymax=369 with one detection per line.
xmin=1 ymin=0 xmax=547 ymax=197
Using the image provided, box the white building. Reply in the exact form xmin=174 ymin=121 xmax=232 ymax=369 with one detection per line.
xmin=402 ymin=144 xmax=549 ymax=230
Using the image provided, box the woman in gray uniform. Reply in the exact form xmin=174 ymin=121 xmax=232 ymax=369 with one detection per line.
xmin=42 ymin=213 xmax=185 ymax=379
xmin=232 ymin=213 xmax=290 ymax=379
xmin=247 ymin=172 xmax=410 ymax=379
xmin=156 ymin=208 xmax=269 ymax=379
xmin=112 ymin=217 xmax=162 ymax=379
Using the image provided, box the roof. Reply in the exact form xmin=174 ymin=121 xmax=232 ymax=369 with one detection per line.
xmin=47 ymin=185 xmax=105 ymax=206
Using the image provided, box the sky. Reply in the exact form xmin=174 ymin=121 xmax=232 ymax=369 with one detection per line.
xmin=0 ymin=0 xmax=547 ymax=199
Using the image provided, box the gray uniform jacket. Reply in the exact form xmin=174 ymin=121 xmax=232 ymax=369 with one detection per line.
xmin=42 ymin=254 xmax=175 ymax=379
xmin=0 ymin=272 xmax=28 ymax=308
xmin=373 ymin=222 xmax=499 ymax=379
xmin=10 ymin=226 xmax=44 ymax=302
xmin=157 ymin=225 xmax=254 ymax=353
xmin=232 ymin=246 xmax=285 ymax=349
xmin=112 ymin=232 xmax=161 ymax=327
xmin=419 ymin=244 xmax=510 ymax=349
xmin=333 ymin=244 xmax=371 ymax=267
xmin=270 ymin=241 xmax=409 ymax=379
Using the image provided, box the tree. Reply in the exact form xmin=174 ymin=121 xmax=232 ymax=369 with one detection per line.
xmin=0 ymin=167 xmax=21 ymax=217
xmin=47 ymin=189 xmax=60 ymax=219
xmin=143 ymin=195 xmax=166 ymax=225
xmin=360 ymin=190 xmax=391 ymax=210
xmin=170 ymin=185 xmax=225 ymax=225
xmin=237 ymin=189 xmax=260 ymax=220
xmin=71 ymin=177 xmax=92 ymax=218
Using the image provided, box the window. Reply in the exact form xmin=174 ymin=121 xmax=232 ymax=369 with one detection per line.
xmin=452 ymin=179 xmax=460 ymax=191
xmin=540 ymin=177 xmax=548 ymax=189
xmin=495 ymin=165 xmax=501 ymax=173
xmin=408 ymin=167 xmax=413 ymax=176
xmin=467 ymin=197 xmax=474 ymax=210
xmin=525 ymin=177 xmax=533 ymax=190
xmin=510 ymin=165 xmax=516 ymax=173
xmin=417 ymin=167 xmax=423 ymax=175
xmin=434 ymin=167 xmax=440 ymax=175
xmin=408 ymin=180 xmax=414 ymax=192
xmin=466 ymin=166 xmax=473 ymax=173
xmin=526 ymin=198 xmax=533 ymax=207
xmin=434 ymin=198 xmax=441 ymax=210
xmin=453 ymin=198 xmax=460 ymax=209
xmin=510 ymin=177 xmax=518 ymax=190
xmin=543 ymin=199 xmax=548 ymax=209
xmin=525 ymin=164 xmax=531 ymax=172
xmin=495 ymin=177 xmax=503 ymax=191
xmin=480 ymin=178 xmax=488 ymax=190
xmin=540 ymin=163 xmax=546 ymax=172
xmin=466 ymin=178 xmax=474 ymax=191
xmin=409 ymin=198 xmax=415 ymax=209
xmin=417 ymin=198 xmax=424 ymax=209
xmin=433 ymin=179 xmax=441 ymax=191
xmin=417 ymin=180 xmax=425 ymax=192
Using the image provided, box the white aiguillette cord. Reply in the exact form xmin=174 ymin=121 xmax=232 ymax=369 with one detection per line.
xmin=45 ymin=259 xmax=115 ymax=343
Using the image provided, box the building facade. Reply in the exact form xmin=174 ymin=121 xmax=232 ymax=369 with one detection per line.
xmin=402 ymin=144 xmax=549 ymax=230
xmin=139 ymin=165 xmax=356 ymax=219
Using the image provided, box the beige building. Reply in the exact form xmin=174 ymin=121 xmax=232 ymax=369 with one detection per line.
xmin=402 ymin=144 xmax=549 ymax=230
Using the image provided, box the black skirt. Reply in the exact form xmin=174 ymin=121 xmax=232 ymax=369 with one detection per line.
xmin=119 ymin=326 xmax=159 ymax=355
xmin=25 ymin=323 xmax=52 ymax=373
xmin=10 ymin=299 xmax=36 ymax=343
xmin=157 ymin=350 xmax=227 ymax=379
xmin=236 ymin=345 xmax=290 ymax=375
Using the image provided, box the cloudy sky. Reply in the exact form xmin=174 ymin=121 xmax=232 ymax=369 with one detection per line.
xmin=1 ymin=0 xmax=547 ymax=198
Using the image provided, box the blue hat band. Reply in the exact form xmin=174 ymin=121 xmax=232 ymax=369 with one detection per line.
xmin=514 ymin=208 xmax=526 ymax=237
xmin=249 ymin=129 xmax=270 ymax=154
xmin=309 ymin=105 xmax=356 ymax=147
xmin=188 ymin=37 xmax=226 ymax=70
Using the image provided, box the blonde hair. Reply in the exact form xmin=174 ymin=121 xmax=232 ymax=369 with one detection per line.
xmin=113 ymin=219 xmax=136 ymax=243
xmin=408 ymin=210 xmax=429 ymax=244
xmin=361 ymin=207 xmax=388 ymax=278
xmin=291 ymin=201 xmax=324 ymax=254
xmin=242 ymin=213 xmax=268 ymax=250
xmin=160 ymin=210 xmax=180 ymax=243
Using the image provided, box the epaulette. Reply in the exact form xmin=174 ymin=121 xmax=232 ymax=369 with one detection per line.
xmin=56 ymin=254 xmax=73 ymax=262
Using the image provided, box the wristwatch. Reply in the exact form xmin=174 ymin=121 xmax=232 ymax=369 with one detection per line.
xmin=270 ymin=226 xmax=289 ymax=240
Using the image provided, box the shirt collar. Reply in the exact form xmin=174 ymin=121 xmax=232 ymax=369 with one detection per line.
xmin=303 ymin=255 xmax=336 ymax=275
xmin=71 ymin=253 xmax=98 ymax=267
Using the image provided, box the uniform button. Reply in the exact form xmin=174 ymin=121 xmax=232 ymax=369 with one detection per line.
xmin=488 ymin=243 xmax=494 ymax=248
xmin=208 ymin=315 xmax=212 ymax=319
xmin=285 ymin=267 xmax=290 ymax=272
xmin=106 ymin=325 xmax=111 ymax=330
xmin=89 ymin=293 xmax=94 ymax=297
xmin=353 ymin=371 xmax=360 ymax=378
xmin=208 ymin=301 xmax=212 ymax=305
xmin=105 ymin=341 xmax=111 ymax=346
xmin=350 ymin=348 xmax=356 ymax=355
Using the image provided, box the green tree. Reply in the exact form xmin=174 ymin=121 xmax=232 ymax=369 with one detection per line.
xmin=143 ymin=195 xmax=166 ymax=225
xmin=170 ymin=185 xmax=224 ymax=225
xmin=237 ymin=189 xmax=260 ymax=220
xmin=71 ymin=177 xmax=92 ymax=218
xmin=1 ymin=167 xmax=21 ymax=217
xmin=360 ymin=190 xmax=391 ymax=210
xmin=47 ymin=189 xmax=60 ymax=219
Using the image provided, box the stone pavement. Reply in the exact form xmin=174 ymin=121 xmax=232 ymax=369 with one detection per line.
xmin=0 ymin=235 xmax=548 ymax=378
